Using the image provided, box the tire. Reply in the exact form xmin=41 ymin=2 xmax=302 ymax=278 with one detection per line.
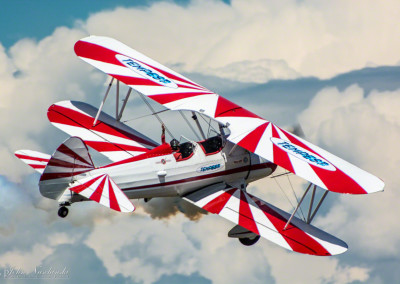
xmin=239 ymin=235 xmax=260 ymax=246
xmin=58 ymin=206 xmax=69 ymax=218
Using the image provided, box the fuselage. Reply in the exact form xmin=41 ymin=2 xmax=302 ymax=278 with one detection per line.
xmin=87 ymin=137 xmax=277 ymax=199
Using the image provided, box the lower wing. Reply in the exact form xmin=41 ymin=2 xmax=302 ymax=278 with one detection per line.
xmin=183 ymin=183 xmax=347 ymax=256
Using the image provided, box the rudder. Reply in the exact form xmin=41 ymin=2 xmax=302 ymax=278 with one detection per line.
xmin=39 ymin=136 xmax=95 ymax=200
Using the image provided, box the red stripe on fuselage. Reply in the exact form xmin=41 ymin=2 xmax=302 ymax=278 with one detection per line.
xmin=122 ymin=162 xmax=274 ymax=192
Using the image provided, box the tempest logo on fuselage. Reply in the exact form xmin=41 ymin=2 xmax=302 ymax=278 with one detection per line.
xmin=116 ymin=54 xmax=178 ymax=89
xmin=197 ymin=164 xmax=221 ymax=173
xmin=270 ymin=138 xmax=336 ymax=171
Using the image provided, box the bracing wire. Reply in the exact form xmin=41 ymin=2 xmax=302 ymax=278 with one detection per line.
xmin=273 ymin=175 xmax=296 ymax=213
xmin=122 ymin=109 xmax=169 ymax=123
xmin=179 ymin=111 xmax=201 ymax=141
xmin=286 ymin=174 xmax=306 ymax=221
xmin=137 ymin=92 xmax=174 ymax=139
xmin=197 ymin=113 xmax=219 ymax=136
xmin=207 ymin=117 xmax=212 ymax=138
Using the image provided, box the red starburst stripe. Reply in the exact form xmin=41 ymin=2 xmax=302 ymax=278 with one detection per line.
xmin=214 ymin=96 xmax=262 ymax=119
xmin=148 ymin=92 xmax=213 ymax=105
xmin=253 ymin=199 xmax=331 ymax=256
xmin=75 ymin=40 xmax=124 ymax=67
xmin=75 ymin=40 xmax=206 ymax=90
xmin=89 ymin=176 xmax=106 ymax=203
xmin=48 ymin=104 xmax=158 ymax=148
xmin=47 ymin=158 xmax=93 ymax=169
xmin=237 ymin=122 xmax=269 ymax=152
xmin=202 ymin=188 xmax=237 ymax=214
xmin=39 ymin=170 xmax=93 ymax=181
xmin=69 ymin=175 xmax=103 ymax=194
xmin=30 ymin=164 xmax=46 ymax=169
xmin=271 ymin=125 xmax=295 ymax=173
xmin=56 ymin=144 xmax=92 ymax=166
xmin=108 ymin=179 xmax=120 ymax=211
xmin=112 ymin=74 xmax=204 ymax=91
xmin=280 ymin=128 xmax=366 ymax=194
xmin=14 ymin=154 xmax=49 ymax=163
xmin=238 ymin=191 xmax=260 ymax=235
xmin=85 ymin=141 xmax=149 ymax=153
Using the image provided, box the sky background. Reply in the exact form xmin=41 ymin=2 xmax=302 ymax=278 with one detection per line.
xmin=1 ymin=0 xmax=400 ymax=283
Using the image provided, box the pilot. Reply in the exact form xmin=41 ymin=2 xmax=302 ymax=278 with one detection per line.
xmin=170 ymin=138 xmax=180 ymax=151
xmin=170 ymin=139 xmax=182 ymax=160
xmin=161 ymin=124 xmax=166 ymax=144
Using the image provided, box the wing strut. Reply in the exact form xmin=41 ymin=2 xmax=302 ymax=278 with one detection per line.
xmin=284 ymin=183 xmax=312 ymax=230
xmin=118 ymin=88 xmax=132 ymax=121
xmin=93 ymin=77 xmax=114 ymax=126
xmin=283 ymin=183 xmax=329 ymax=230
xmin=307 ymin=190 xmax=329 ymax=224
xmin=93 ymin=78 xmax=134 ymax=125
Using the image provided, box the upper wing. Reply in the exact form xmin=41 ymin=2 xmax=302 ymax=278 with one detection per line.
xmin=183 ymin=183 xmax=347 ymax=256
xmin=48 ymin=100 xmax=158 ymax=162
xmin=74 ymin=36 xmax=384 ymax=194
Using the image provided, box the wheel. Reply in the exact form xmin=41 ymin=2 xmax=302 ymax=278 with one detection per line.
xmin=58 ymin=206 xmax=69 ymax=218
xmin=239 ymin=235 xmax=260 ymax=246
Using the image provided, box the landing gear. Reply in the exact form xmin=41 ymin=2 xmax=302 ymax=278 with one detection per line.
xmin=58 ymin=206 xmax=69 ymax=218
xmin=239 ymin=235 xmax=260 ymax=246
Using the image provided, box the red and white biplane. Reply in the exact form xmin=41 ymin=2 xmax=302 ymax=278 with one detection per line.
xmin=15 ymin=36 xmax=384 ymax=256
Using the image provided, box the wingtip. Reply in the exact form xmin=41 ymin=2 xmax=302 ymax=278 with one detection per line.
xmin=120 ymin=202 xmax=135 ymax=213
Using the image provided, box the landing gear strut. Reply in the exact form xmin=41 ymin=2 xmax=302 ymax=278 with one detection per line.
xmin=58 ymin=206 xmax=69 ymax=218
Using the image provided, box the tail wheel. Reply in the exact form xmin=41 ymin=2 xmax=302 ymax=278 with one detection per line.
xmin=239 ymin=235 xmax=260 ymax=246
xmin=58 ymin=206 xmax=69 ymax=218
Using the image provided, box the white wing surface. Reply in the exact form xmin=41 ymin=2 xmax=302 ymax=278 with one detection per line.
xmin=74 ymin=36 xmax=384 ymax=194
xmin=184 ymin=183 xmax=348 ymax=256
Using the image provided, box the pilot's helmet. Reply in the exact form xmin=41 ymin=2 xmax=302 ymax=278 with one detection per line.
xmin=170 ymin=139 xmax=180 ymax=150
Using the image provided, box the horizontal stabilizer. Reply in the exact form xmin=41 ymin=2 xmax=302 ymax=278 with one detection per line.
xmin=69 ymin=173 xmax=134 ymax=212
xmin=15 ymin=150 xmax=51 ymax=173
xmin=184 ymin=184 xmax=347 ymax=256
xmin=48 ymin=100 xmax=158 ymax=162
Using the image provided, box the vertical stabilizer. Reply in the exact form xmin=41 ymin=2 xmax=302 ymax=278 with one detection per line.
xmin=39 ymin=137 xmax=94 ymax=200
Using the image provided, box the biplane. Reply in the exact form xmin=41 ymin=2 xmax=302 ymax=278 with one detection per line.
xmin=15 ymin=36 xmax=384 ymax=256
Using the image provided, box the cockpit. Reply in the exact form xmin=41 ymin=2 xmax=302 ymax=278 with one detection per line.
xmin=198 ymin=136 xmax=223 ymax=155
xmin=171 ymin=135 xmax=223 ymax=162
xmin=171 ymin=137 xmax=195 ymax=162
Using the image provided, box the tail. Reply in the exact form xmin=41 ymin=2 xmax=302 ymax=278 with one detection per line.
xmin=47 ymin=100 xmax=159 ymax=162
xmin=38 ymin=136 xmax=134 ymax=213
xmin=15 ymin=150 xmax=51 ymax=174
xmin=39 ymin=136 xmax=95 ymax=200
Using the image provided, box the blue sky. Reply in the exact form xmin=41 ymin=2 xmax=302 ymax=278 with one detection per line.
xmin=1 ymin=0 xmax=400 ymax=283
xmin=0 ymin=0 xmax=230 ymax=48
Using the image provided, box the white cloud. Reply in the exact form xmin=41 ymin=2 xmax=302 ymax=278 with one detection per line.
xmin=1 ymin=1 xmax=400 ymax=283
xmin=204 ymin=59 xmax=300 ymax=83
xmin=0 ymin=244 xmax=54 ymax=272
xmin=299 ymin=85 xmax=400 ymax=258
xmin=0 ymin=27 xmax=103 ymax=182
xmin=82 ymin=0 xmax=400 ymax=79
